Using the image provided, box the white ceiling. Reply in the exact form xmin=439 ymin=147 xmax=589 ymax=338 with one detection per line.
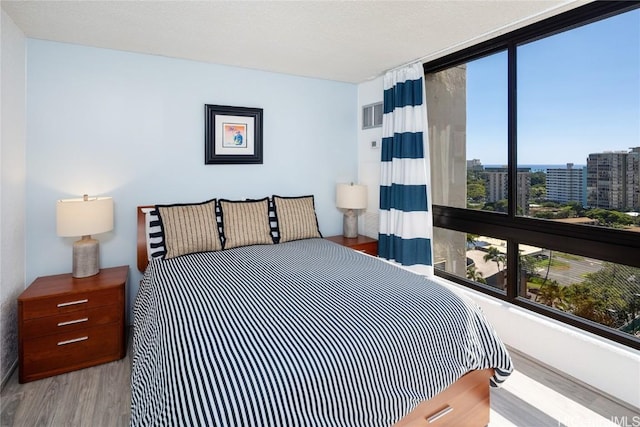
xmin=1 ymin=0 xmax=588 ymax=83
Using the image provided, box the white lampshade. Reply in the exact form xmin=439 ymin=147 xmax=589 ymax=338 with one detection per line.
xmin=57 ymin=196 xmax=113 ymax=237
xmin=336 ymin=183 xmax=367 ymax=238
xmin=56 ymin=195 xmax=114 ymax=278
xmin=336 ymin=183 xmax=367 ymax=210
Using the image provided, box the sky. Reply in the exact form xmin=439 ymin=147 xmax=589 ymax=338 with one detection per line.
xmin=466 ymin=8 xmax=639 ymax=166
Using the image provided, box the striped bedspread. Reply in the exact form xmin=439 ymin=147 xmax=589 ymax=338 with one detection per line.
xmin=131 ymin=238 xmax=512 ymax=426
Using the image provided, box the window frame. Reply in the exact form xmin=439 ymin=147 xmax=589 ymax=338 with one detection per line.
xmin=424 ymin=0 xmax=640 ymax=350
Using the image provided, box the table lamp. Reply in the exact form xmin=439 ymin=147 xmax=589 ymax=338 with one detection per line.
xmin=56 ymin=194 xmax=114 ymax=278
xmin=336 ymin=183 xmax=367 ymax=238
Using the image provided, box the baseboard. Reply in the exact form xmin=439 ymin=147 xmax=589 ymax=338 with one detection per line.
xmin=1 ymin=358 xmax=18 ymax=391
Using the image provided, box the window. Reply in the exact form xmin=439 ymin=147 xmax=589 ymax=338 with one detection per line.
xmin=424 ymin=2 xmax=640 ymax=349
xmin=426 ymin=52 xmax=508 ymax=212
xmin=521 ymin=248 xmax=640 ymax=336
xmin=516 ymin=10 xmax=640 ymax=219
xmin=433 ymin=227 xmax=508 ymax=296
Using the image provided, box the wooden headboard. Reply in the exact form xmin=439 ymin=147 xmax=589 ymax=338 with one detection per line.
xmin=137 ymin=205 xmax=153 ymax=272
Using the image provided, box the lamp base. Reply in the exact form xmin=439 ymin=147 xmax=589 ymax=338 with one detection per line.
xmin=343 ymin=210 xmax=358 ymax=238
xmin=72 ymin=236 xmax=100 ymax=278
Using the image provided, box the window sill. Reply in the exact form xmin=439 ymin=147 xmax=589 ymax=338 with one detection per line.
xmin=429 ymin=275 xmax=640 ymax=410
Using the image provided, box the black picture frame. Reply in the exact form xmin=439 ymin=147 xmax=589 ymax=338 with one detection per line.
xmin=204 ymin=104 xmax=263 ymax=164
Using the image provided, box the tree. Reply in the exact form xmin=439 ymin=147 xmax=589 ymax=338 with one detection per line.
xmin=486 ymin=199 xmax=508 ymax=213
xmin=586 ymin=208 xmax=634 ymax=227
xmin=466 ymin=234 xmax=480 ymax=249
xmin=530 ymin=171 xmax=546 ymax=187
xmin=533 ymin=211 xmax=557 ymax=219
xmin=579 ymin=263 xmax=639 ymax=318
xmin=467 ymin=182 xmax=486 ymax=201
xmin=483 ymin=246 xmax=505 ymax=272
xmin=553 ymin=263 xmax=640 ymax=329
xmin=536 ymin=280 xmax=568 ymax=310
xmin=466 ymin=264 xmax=486 ymax=284
xmin=530 ymin=185 xmax=546 ymax=202
xmin=541 ymin=201 xmax=560 ymax=208
xmin=564 ymin=201 xmax=585 ymax=217
xmin=564 ymin=283 xmax=613 ymax=326
xmin=520 ymin=254 xmax=538 ymax=280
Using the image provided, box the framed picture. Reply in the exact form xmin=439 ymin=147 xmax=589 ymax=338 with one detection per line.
xmin=204 ymin=104 xmax=263 ymax=164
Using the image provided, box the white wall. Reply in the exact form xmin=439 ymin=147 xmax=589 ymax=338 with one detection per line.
xmin=0 ymin=10 xmax=26 ymax=386
xmin=26 ymin=40 xmax=358 ymax=316
xmin=437 ymin=278 xmax=640 ymax=409
xmin=357 ymin=74 xmax=640 ymax=409
xmin=356 ymin=78 xmax=383 ymax=238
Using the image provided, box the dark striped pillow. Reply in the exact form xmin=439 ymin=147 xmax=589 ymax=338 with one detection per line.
xmin=219 ymin=198 xmax=274 ymax=249
xmin=143 ymin=207 xmax=166 ymax=259
xmin=272 ymin=195 xmax=322 ymax=243
xmin=268 ymin=198 xmax=280 ymax=243
xmin=156 ymin=199 xmax=222 ymax=259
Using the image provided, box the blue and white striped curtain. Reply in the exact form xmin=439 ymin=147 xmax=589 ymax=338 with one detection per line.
xmin=378 ymin=63 xmax=434 ymax=276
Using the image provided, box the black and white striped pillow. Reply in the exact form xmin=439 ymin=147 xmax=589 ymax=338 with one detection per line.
xmin=268 ymin=198 xmax=280 ymax=243
xmin=142 ymin=207 xmax=166 ymax=260
xmin=272 ymin=195 xmax=322 ymax=243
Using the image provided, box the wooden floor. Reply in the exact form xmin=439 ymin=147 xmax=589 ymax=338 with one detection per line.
xmin=1 ymin=344 xmax=637 ymax=426
xmin=490 ymin=348 xmax=639 ymax=426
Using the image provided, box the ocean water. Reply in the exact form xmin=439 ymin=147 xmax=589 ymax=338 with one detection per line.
xmin=484 ymin=164 xmax=586 ymax=172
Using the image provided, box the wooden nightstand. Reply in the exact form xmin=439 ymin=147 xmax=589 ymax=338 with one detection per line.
xmin=18 ymin=265 xmax=128 ymax=383
xmin=325 ymin=235 xmax=378 ymax=256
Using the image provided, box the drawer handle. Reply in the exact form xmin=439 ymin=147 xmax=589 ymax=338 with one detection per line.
xmin=57 ymin=299 xmax=88 ymax=308
xmin=427 ymin=406 xmax=453 ymax=423
xmin=57 ymin=317 xmax=89 ymax=327
xmin=57 ymin=336 xmax=88 ymax=346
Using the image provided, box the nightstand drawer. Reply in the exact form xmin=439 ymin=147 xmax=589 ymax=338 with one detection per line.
xmin=20 ymin=287 xmax=122 ymax=321
xmin=21 ymin=323 xmax=122 ymax=382
xmin=21 ymin=304 xmax=121 ymax=338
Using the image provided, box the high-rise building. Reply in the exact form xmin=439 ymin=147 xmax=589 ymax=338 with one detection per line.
xmin=586 ymin=147 xmax=640 ymax=210
xmin=546 ymin=163 xmax=586 ymax=206
xmin=627 ymin=147 xmax=640 ymax=210
xmin=467 ymin=159 xmax=484 ymax=172
xmin=484 ymin=167 xmax=531 ymax=213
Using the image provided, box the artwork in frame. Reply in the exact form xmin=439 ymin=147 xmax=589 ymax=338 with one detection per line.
xmin=205 ymin=104 xmax=263 ymax=164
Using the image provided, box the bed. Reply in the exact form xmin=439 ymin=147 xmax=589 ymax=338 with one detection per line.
xmin=131 ymin=198 xmax=513 ymax=426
